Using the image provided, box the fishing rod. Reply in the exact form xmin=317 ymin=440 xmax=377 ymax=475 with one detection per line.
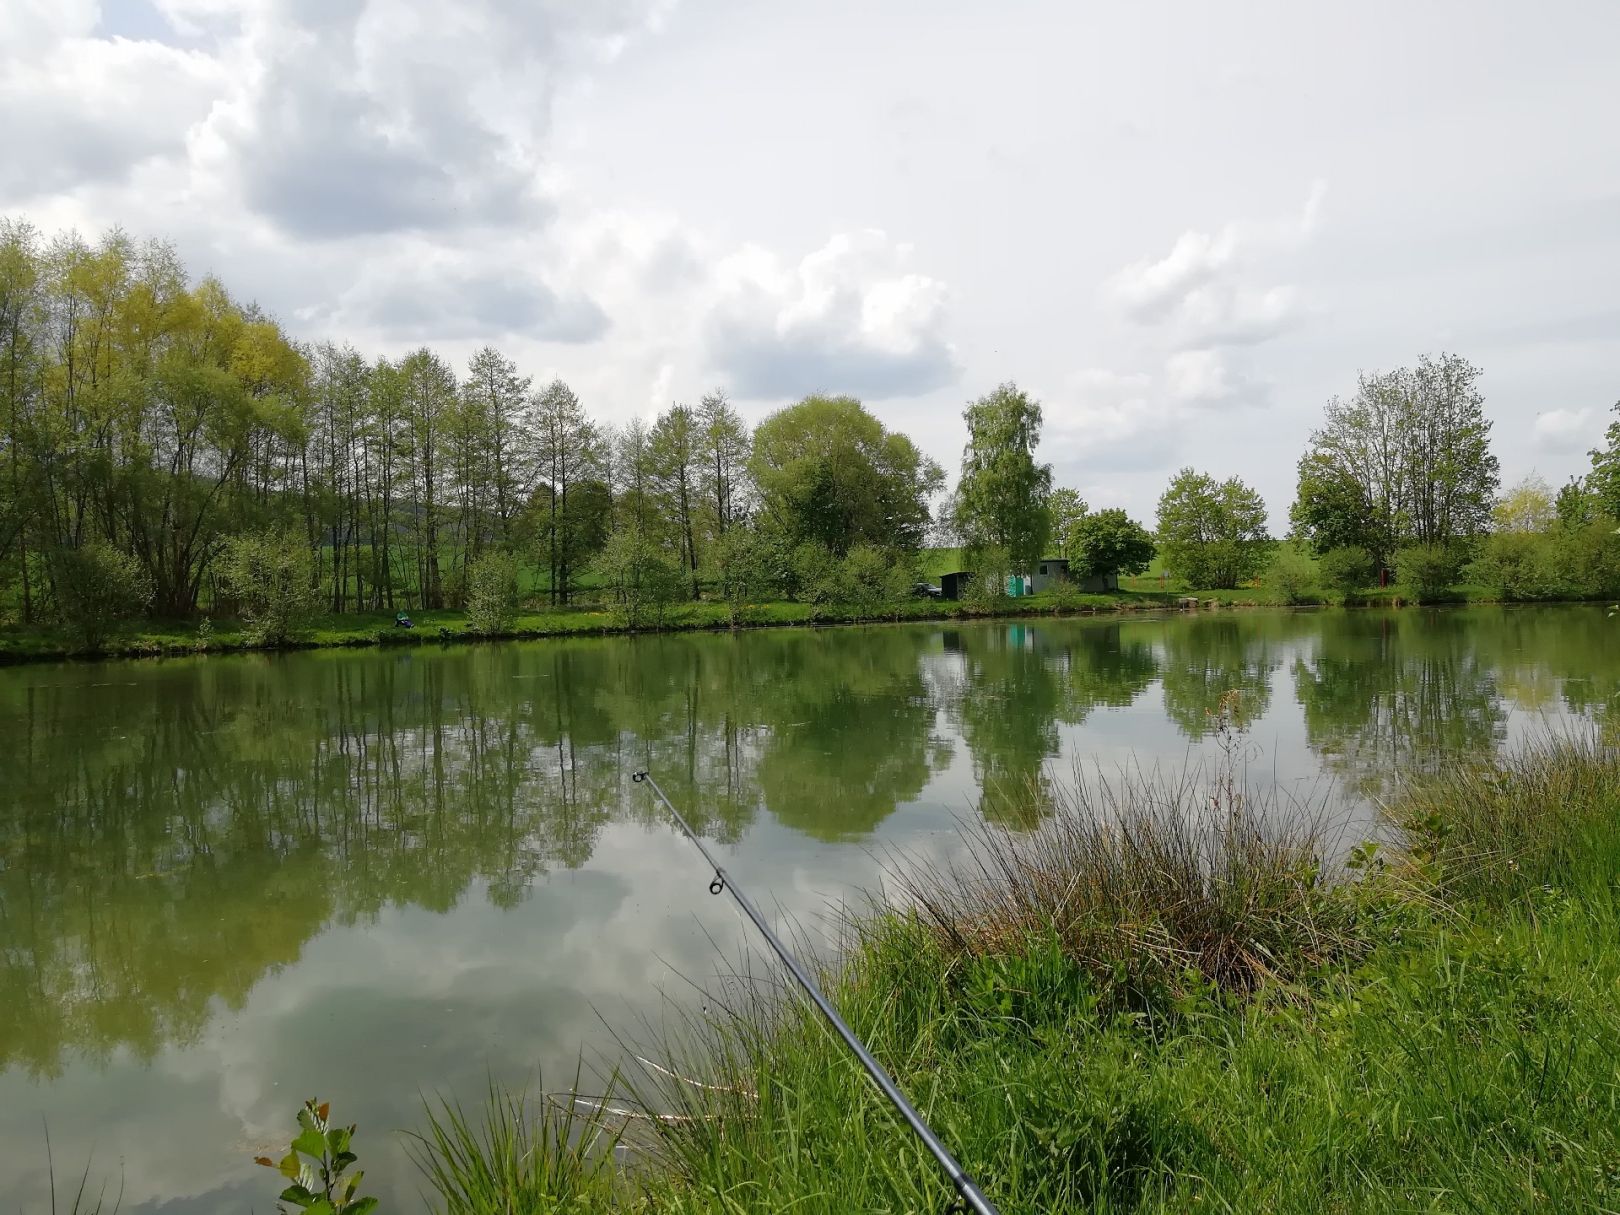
xmin=632 ymin=770 xmax=1000 ymax=1215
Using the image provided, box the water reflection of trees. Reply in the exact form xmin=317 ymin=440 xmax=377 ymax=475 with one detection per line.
xmin=946 ymin=621 xmax=1159 ymax=824
xmin=1291 ymin=610 xmax=1505 ymax=799
xmin=0 ymin=627 xmax=956 ymax=1074
xmin=1157 ymin=614 xmax=1305 ymax=738
xmin=6 ymin=607 xmax=1603 ymax=1075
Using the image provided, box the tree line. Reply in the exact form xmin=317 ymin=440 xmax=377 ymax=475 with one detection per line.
xmin=3 ymin=219 xmax=1617 ymax=644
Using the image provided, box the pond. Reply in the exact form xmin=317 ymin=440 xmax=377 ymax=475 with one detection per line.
xmin=1 ymin=605 xmax=1613 ymax=1211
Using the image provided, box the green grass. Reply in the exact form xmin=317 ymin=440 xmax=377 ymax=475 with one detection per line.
xmin=0 ymin=589 xmax=1177 ymax=664
xmin=398 ymin=733 xmax=1620 ymax=1213
xmin=0 ymin=566 xmax=1589 ymax=664
xmin=408 ymin=1077 xmax=625 ymax=1214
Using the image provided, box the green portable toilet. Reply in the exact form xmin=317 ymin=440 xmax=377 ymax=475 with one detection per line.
xmin=1005 ymin=574 xmax=1026 ymax=597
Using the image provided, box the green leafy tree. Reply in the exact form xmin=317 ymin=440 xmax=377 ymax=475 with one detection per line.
xmin=1290 ymin=449 xmax=1377 ymax=558
xmin=699 ymin=389 xmax=751 ymax=537
xmin=1155 ymin=469 xmax=1272 ymax=589
xmin=1403 ymin=353 xmax=1499 ymax=544
xmin=1555 ymin=477 xmax=1596 ymax=531
xmin=1317 ymin=545 xmax=1375 ymax=596
xmin=649 ymin=403 xmax=703 ymax=598
xmin=219 ymin=528 xmax=319 ymax=646
xmin=49 ymin=541 xmax=155 ymax=650
xmin=1296 ymin=354 xmax=1499 ymax=568
xmin=1394 ymin=543 xmax=1458 ymax=603
xmin=611 ymin=416 xmax=657 ymax=537
xmin=955 ymin=382 xmax=1053 ymax=573
xmin=1586 ymin=400 xmax=1620 ymax=519
xmin=704 ymin=525 xmax=771 ymax=626
xmin=464 ymin=550 xmax=521 ymax=634
xmin=1065 ymin=508 xmax=1155 ymax=579
xmin=748 ymin=395 xmax=943 ymax=555
xmin=1263 ymin=546 xmax=1320 ymax=605
xmin=461 ymin=345 xmax=533 ymax=545
xmin=591 ymin=528 xmax=682 ymax=630
xmin=1557 ymin=519 xmax=1620 ymax=598
xmin=533 ymin=378 xmax=602 ymax=606
xmin=397 ymin=348 xmax=458 ymax=609
xmin=1047 ymin=487 xmax=1088 ymax=559
xmin=1493 ymin=474 xmax=1556 ymax=534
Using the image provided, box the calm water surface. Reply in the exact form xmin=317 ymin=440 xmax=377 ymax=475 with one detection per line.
xmin=1 ymin=606 xmax=1612 ymax=1210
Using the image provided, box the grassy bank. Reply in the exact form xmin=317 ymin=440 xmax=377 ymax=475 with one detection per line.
xmin=2 ymin=580 xmax=1582 ymax=665
xmin=0 ymin=589 xmax=1183 ymax=664
xmin=394 ymin=732 xmax=1620 ymax=1214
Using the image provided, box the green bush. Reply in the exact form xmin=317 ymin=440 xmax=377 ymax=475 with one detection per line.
xmin=591 ymin=529 xmax=683 ymax=630
xmin=49 ymin=541 xmax=154 ymax=651
xmin=1316 ymin=544 xmax=1375 ymax=596
xmin=1262 ymin=547 xmax=1319 ymax=605
xmin=464 ymin=551 xmax=521 ymax=634
xmin=841 ymin=544 xmax=914 ymax=616
xmin=962 ymin=544 xmax=1011 ymax=610
xmin=219 ymin=528 xmax=319 ymax=646
xmin=704 ymin=527 xmax=772 ymax=626
xmin=1394 ymin=543 xmax=1458 ymax=603
xmin=1556 ymin=518 xmax=1620 ymax=599
xmin=790 ymin=541 xmax=842 ymax=607
xmin=1466 ymin=531 xmax=1562 ymax=601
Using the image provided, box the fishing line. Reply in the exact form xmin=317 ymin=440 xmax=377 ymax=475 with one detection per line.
xmin=632 ymin=769 xmax=1000 ymax=1215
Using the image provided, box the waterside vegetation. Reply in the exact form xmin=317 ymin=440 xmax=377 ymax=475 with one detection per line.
xmin=282 ymin=728 xmax=1620 ymax=1214
xmin=5 ymin=223 xmax=1620 ymax=662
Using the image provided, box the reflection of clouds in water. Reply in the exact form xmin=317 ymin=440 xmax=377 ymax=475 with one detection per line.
xmin=0 ymin=820 xmax=923 ymax=1213
xmin=2 ymin=607 xmax=1615 ymax=1212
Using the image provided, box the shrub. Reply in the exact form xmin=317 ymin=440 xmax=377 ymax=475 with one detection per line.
xmin=49 ymin=541 xmax=154 ymax=651
xmin=465 ymin=551 xmax=522 ymax=634
xmin=962 ymin=544 xmax=1011 ymax=610
xmin=841 ymin=544 xmax=914 ymax=616
xmin=591 ymin=529 xmax=683 ymax=630
xmin=1466 ymin=531 xmax=1561 ymax=601
xmin=1317 ymin=544 xmax=1375 ymax=597
xmin=219 ymin=528 xmax=319 ymax=646
xmin=1556 ymin=517 xmax=1620 ymax=599
xmin=704 ymin=527 xmax=771 ymax=626
xmin=1393 ymin=543 xmax=1458 ymax=603
xmin=1262 ymin=546 xmax=1319 ymax=605
xmin=789 ymin=541 xmax=842 ymax=607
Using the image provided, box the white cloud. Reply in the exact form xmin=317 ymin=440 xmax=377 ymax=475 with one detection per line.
xmin=1110 ymin=230 xmax=1236 ymax=322
xmin=703 ymin=230 xmax=958 ymax=399
xmin=1166 ymin=348 xmax=1245 ymax=404
xmin=310 ymin=243 xmax=609 ymax=343
xmin=1533 ymin=407 xmax=1600 ymax=452
xmin=190 ymin=1 xmax=674 ymax=239
xmin=1043 ymin=368 xmax=1177 ymax=475
xmin=1107 ymin=183 xmax=1324 ymax=348
xmin=0 ymin=4 xmax=223 ymax=199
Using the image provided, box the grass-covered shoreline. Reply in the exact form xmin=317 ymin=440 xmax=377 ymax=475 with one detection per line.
xmin=392 ymin=731 xmax=1620 ymax=1214
xmin=0 ymin=580 xmax=1591 ymax=666
xmin=0 ymin=591 xmax=1153 ymax=664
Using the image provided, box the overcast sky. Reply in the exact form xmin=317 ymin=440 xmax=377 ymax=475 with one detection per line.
xmin=5 ymin=0 xmax=1618 ymax=527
